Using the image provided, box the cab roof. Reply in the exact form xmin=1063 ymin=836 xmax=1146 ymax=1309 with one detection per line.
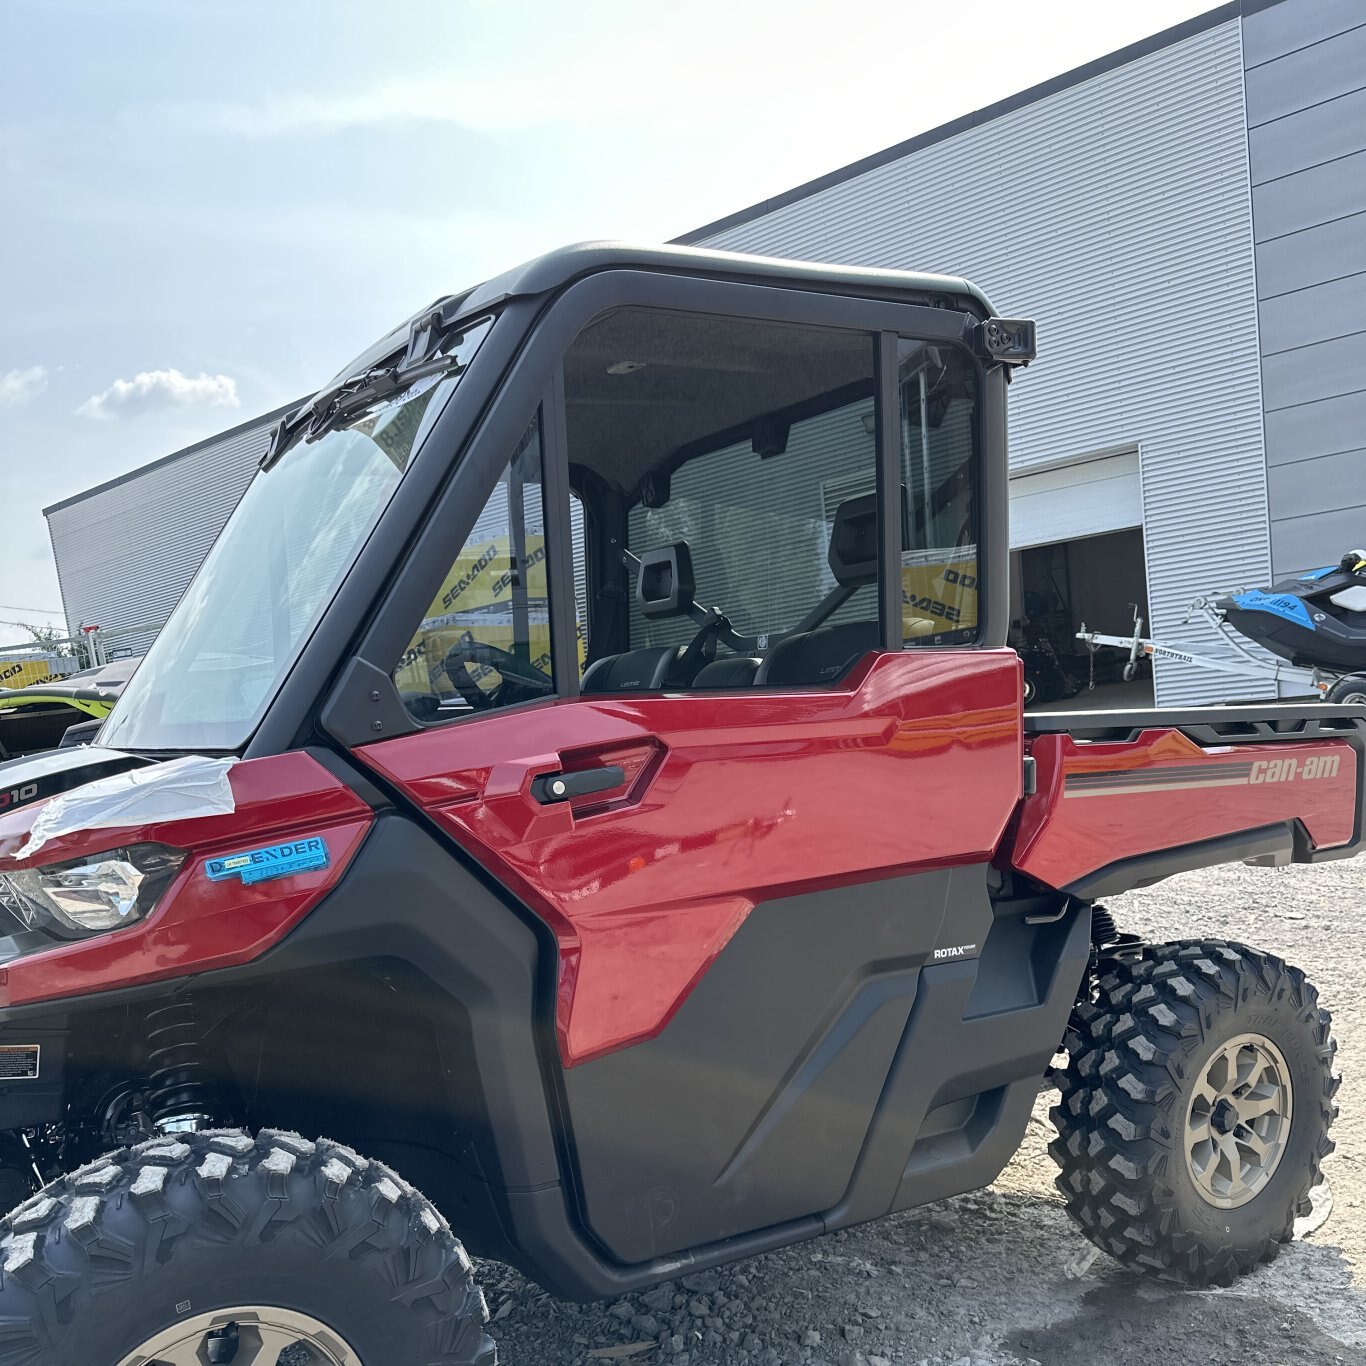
xmin=459 ymin=240 xmax=995 ymax=319
xmin=329 ymin=241 xmax=996 ymax=388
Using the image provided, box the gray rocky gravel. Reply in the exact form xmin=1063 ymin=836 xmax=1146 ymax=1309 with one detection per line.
xmin=481 ymin=857 xmax=1366 ymax=1364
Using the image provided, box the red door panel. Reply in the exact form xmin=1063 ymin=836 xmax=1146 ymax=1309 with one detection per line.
xmin=359 ymin=649 xmax=1023 ymax=1064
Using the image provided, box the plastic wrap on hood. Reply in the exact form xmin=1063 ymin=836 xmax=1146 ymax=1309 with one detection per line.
xmin=18 ymin=755 xmax=236 ymax=859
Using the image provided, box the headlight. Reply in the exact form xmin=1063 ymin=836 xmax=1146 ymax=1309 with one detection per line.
xmin=0 ymin=844 xmax=185 ymax=940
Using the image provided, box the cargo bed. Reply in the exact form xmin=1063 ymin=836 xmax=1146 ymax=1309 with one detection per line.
xmin=1012 ymin=704 xmax=1366 ymax=897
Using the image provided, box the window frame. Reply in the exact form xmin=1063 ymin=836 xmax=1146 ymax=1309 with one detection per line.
xmin=889 ymin=334 xmax=988 ymax=650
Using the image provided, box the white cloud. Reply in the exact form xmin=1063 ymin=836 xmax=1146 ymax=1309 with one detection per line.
xmin=0 ymin=365 xmax=48 ymax=407
xmin=194 ymin=82 xmax=465 ymax=138
xmin=77 ymin=368 xmax=240 ymax=420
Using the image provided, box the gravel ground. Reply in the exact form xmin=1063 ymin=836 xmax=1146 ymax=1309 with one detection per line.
xmin=481 ymin=857 xmax=1366 ymax=1365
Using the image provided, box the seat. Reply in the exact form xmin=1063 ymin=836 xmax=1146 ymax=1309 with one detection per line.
xmin=581 ymin=646 xmax=689 ymax=693
xmin=753 ymin=620 xmax=880 ymax=687
xmin=745 ymin=492 xmax=884 ymax=687
xmin=582 ymin=540 xmax=710 ymax=694
xmin=691 ymin=656 xmax=762 ymax=688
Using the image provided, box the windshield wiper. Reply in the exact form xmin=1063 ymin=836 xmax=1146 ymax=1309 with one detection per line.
xmin=260 ymin=300 xmax=475 ymax=471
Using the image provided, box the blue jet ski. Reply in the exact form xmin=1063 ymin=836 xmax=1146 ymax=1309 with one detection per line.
xmin=1217 ymin=550 xmax=1366 ymax=673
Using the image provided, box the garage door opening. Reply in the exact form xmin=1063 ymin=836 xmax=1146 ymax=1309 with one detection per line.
xmin=1011 ymin=527 xmax=1153 ymax=710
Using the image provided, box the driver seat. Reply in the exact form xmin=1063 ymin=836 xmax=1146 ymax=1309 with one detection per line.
xmin=581 ymin=542 xmax=709 ymax=694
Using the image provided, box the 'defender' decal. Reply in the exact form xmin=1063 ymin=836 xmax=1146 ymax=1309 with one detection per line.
xmin=205 ymin=837 xmax=330 ymax=885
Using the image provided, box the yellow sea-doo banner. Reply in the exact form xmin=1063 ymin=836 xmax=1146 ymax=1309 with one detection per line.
xmin=0 ymin=656 xmax=75 ymax=690
xmin=902 ymin=547 xmax=979 ymax=637
xmin=394 ymin=535 xmax=558 ymax=696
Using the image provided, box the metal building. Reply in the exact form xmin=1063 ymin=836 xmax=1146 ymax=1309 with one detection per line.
xmin=44 ymin=405 xmax=293 ymax=658
xmin=44 ymin=0 xmax=1365 ymax=702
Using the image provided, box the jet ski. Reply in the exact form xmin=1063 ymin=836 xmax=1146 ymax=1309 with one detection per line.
xmin=0 ymin=656 xmax=140 ymax=759
xmin=1217 ymin=550 xmax=1366 ymax=673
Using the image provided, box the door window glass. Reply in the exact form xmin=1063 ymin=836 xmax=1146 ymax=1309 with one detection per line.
xmin=563 ymin=309 xmax=880 ymax=689
xmin=392 ymin=415 xmax=555 ymax=720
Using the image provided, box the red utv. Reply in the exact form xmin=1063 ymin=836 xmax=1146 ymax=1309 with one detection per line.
xmin=0 ymin=244 xmax=1357 ymax=1364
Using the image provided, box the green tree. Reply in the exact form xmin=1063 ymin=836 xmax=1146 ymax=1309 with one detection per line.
xmin=19 ymin=622 xmax=77 ymax=658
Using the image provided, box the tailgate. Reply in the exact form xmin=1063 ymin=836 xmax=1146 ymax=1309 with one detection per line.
xmin=1010 ymin=706 xmax=1366 ymax=897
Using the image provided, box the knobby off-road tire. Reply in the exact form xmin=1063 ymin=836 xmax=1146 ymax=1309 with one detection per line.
xmin=1049 ymin=939 xmax=1337 ymax=1287
xmin=0 ymin=1129 xmax=496 ymax=1365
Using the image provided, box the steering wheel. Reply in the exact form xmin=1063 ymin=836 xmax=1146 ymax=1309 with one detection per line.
xmin=442 ymin=637 xmax=553 ymax=711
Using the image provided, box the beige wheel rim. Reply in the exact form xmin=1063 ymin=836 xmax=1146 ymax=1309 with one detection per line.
xmin=1184 ymin=1031 xmax=1293 ymax=1210
xmin=119 ymin=1305 xmax=362 ymax=1366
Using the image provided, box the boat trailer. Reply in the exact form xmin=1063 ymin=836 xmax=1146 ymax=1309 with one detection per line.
xmin=1076 ymin=597 xmax=1363 ymax=701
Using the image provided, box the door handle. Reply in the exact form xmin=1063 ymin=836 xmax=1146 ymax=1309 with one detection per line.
xmin=531 ymin=766 xmax=626 ymax=804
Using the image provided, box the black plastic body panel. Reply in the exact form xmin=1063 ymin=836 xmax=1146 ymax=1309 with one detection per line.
xmin=221 ymin=816 xmax=560 ymax=1197
xmin=1023 ymin=703 xmax=1366 ymax=739
xmin=561 ymin=870 xmax=963 ymax=1263
xmin=561 ymin=868 xmax=1087 ymax=1266
xmin=1066 ymin=824 xmax=1295 ymax=899
xmin=830 ymin=898 xmax=1089 ymax=1228
xmin=0 ymin=1016 xmax=65 ymax=1127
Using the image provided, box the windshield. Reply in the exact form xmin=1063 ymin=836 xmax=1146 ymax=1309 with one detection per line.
xmin=101 ymin=319 xmax=492 ymax=752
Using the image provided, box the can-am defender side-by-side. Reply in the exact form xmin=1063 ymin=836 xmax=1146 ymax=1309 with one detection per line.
xmin=0 ymin=244 xmax=1358 ymax=1365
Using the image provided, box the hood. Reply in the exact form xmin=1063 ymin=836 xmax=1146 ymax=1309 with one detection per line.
xmin=0 ymin=744 xmax=151 ymax=820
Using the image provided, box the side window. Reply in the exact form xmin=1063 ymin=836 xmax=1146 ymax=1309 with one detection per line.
xmin=563 ymin=308 xmax=880 ymax=690
xmin=392 ymin=415 xmax=555 ymax=720
xmin=899 ymin=342 xmax=980 ymax=645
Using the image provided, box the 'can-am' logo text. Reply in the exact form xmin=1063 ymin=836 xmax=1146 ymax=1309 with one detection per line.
xmin=1250 ymin=754 xmax=1340 ymax=783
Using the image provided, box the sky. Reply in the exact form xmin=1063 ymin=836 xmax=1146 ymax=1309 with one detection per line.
xmin=0 ymin=0 xmax=1220 ymax=647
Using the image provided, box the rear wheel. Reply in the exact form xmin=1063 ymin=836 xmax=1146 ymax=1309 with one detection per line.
xmin=0 ymin=1129 xmax=496 ymax=1366
xmin=1049 ymin=939 xmax=1337 ymax=1286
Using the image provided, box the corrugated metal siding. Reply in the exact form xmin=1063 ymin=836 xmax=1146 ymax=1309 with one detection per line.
xmin=1244 ymin=0 xmax=1366 ymax=582
xmin=696 ymin=21 xmax=1272 ymax=704
xmin=46 ymin=418 xmax=274 ymax=656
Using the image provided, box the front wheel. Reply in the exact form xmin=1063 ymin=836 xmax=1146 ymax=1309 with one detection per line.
xmin=1049 ymin=939 xmax=1337 ymax=1286
xmin=0 ymin=1129 xmax=495 ymax=1365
